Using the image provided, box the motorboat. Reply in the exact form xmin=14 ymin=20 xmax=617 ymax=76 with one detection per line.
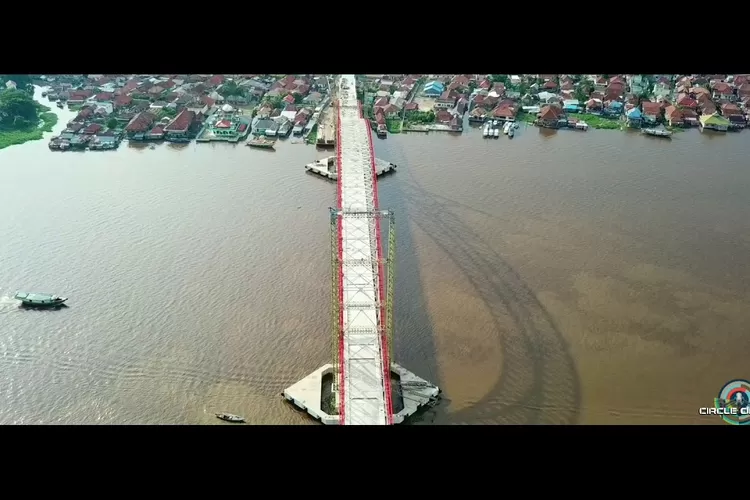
xmin=215 ymin=413 xmax=246 ymax=423
xmin=493 ymin=128 xmax=499 ymax=138
xmin=641 ymin=128 xmax=672 ymax=138
xmin=14 ymin=292 xmax=68 ymax=308
xmin=247 ymin=138 xmax=276 ymax=149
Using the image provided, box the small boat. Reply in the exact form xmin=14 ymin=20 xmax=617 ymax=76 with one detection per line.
xmin=14 ymin=292 xmax=68 ymax=308
xmin=215 ymin=413 xmax=245 ymax=423
xmin=508 ymin=127 xmax=515 ymax=138
xmin=641 ymin=128 xmax=672 ymax=138
xmin=493 ymin=128 xmax=500 ymax=138
xmin=482 ymin=124 xmax=490 ymax=138
xmin=247 ymin=138 xmax=276 ymax=149
xmin=56 ymin=101 xmax=64 ymax=109
xmin=513 ymin=122 xmax=519 ymax=129
xmin=503 ymin=121 xmax=512 ymax=134
xmin=42 ymin=91 xmax=48 ymax=97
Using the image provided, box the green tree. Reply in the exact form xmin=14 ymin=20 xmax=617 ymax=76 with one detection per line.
xmin=0 ymin=75 xmax=33 ymax=94
xmin=219 ymin=80 xmax=245 ymax=98
xmin=490 ymin=74 xmax=508 ymax=84
xmin=294 ymin=93 xmax=305 ymax=104
xmin=106 ymin=118 xmax=118 ymax=129
xmin=263 ymin=95 xmax=284 ymax=110
xmin=0 ymin=89 xmax=38 ymax=129
xmin=575 ymin=80 xmax=593 ymax=102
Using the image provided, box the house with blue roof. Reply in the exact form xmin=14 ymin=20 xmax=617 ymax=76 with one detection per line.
xmin=626 ymin=107 xmax=642 ymax=127
xmin=422 ymin=81 xmax=444 ymax=97
xmin=563 ymin=99 xmax=581 ymax=113
xmin=603 ymin=100 xmax=624 ymax=117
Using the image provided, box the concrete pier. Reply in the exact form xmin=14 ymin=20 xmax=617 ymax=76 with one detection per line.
xmin=283 ymin=363 xmax=440 ymax=425
xmin=304 ymin=156 xmax=397 ymax=181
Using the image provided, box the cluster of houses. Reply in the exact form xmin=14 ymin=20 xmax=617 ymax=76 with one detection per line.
xmin=42 ymin=74 xmax=332 ymax=151
xmin=465 ymin=74 xmax=750 ymax=133
xmin=251 ymin=75 xmax=328 ymax=138
xmin=360 ymin=75 xmax=423 ymax=134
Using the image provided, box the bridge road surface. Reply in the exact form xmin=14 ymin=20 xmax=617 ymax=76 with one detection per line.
xmin=336 ymin=74 xmax=394 ymax=425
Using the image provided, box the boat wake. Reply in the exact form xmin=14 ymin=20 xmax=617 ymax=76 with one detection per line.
xmin=0 ymin=293 xmax=21 ymax=313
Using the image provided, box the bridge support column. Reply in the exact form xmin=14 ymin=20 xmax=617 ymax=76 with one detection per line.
xmin=283 ymin=363 xmax=439 ymax=425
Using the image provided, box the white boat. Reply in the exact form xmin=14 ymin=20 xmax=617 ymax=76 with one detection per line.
xmin=493 ymin=128 xmax=499 ymax=138
xmin=508 ymin=127 xmax=515 ymax=138
xmin=641 ymin=128 xmax=672 ymax=138
xmin=483 ymin=124 xmax=490 ymax=138
xmin=503 ymin=121 xmax=512 ymax=134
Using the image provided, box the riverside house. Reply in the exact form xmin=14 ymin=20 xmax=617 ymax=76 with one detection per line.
xmin=164 ymin=109 xmax=196 ymax=141
xmin=699 ymin=113 xmax=730 ymax=131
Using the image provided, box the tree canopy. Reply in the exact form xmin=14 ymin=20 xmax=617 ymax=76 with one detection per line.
xmin=219 ymin=80 xmax=245 ymax=98
xmin=0 ymin=89 xmax=39 ymax=130
xmin=0 ymin=75 xmax=33 ymax=94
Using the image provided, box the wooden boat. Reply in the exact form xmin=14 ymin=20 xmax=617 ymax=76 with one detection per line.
xmin=247 ymin=138 xmax=276 ymax=149
xmin=215 ymin=413 xmax=245 ymax=423
xmin=14 ymin=292 xmax=67 ymax=308
xmin=641 ymin=128 xmax=672 ymax=138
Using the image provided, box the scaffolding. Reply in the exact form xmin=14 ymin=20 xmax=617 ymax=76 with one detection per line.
xmin=329 ymin=208 xmax=341 ymax=414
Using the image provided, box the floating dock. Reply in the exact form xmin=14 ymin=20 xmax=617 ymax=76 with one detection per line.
xmin=305 ymin=156 xmax=397 ymax=181
xmin=283 ymin=363 xmax=440 ymax=425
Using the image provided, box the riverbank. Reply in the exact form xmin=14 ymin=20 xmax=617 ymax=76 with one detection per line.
xmin=0 ymin=102 xmax=59 ymax=150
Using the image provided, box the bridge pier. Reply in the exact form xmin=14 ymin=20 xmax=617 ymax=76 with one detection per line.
xmin=283 ymin=363 xmax=440 ymax=425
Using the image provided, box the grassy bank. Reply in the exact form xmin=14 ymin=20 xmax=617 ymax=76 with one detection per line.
xmin=0 ymin=105 xmax=59 ymax=150
xmin=569 ymin=112 xmax=622 ymax=130
xmin=386 ymin=119 xmax=401 ymax=133
xmin=519 ymin=110 xmax=623 ymax=130
xmin=305 ymin=124 xmax=318 ymax=144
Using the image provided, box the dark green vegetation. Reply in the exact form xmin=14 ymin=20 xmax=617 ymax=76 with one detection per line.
xmin=0 ymin=83 xmax=59 ymax=150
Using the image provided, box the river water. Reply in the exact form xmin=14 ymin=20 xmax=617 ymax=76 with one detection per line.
xmin=0 ymin=87 xmax=748 ymax=424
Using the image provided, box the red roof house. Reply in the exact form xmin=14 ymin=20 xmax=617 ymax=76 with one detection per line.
xmin=84 ymin=123 xmax=103 ymax=135
xmin=164 ymin=109 xmax=196 ymax=134
xmin=125 ymin=111 xmax=157 ymax=133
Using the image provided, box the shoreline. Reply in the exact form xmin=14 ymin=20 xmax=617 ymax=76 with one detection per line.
xmin=0 ymin=88 xmax=60 ymax=150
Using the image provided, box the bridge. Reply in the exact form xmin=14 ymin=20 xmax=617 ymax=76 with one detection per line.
xmin=283 ymin=75 xmax=440 ymax=425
